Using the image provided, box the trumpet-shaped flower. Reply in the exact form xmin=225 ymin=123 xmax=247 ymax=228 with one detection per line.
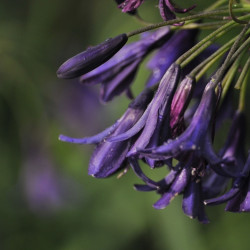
xmin=59 ymin=88 xmax=154 ymax=177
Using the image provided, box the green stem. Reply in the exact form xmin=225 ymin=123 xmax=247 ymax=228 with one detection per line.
xmin=212 ymin=22 xmax=250 ymax=85
xmin=177 ymin=21 xmax=238 ymax=66
xmin=173 ymin=20 xmax=229 ymax=30
xmin=238 ymin=63 xmax=250 ymax=111
xmin=195 ymin=52 xmax=225 ymax=82
xmin=189 ymin=37 xmax=237 ymax=79
xmin=206 ymin=0 xmax=228 ymax=11
xmin=227 ymin=35 xmax=250 ymax=65
xmin=220 ymin=54 xmax=242 ymax=105
xmin=229 ymin=0 xmax=249 ymax=24
xmin=235 ymin=56 xmax=250 ymax=89
xmin=126 ymin=8 xmax=250 ymax=37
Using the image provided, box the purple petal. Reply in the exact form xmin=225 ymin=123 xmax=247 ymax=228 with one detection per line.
xmin=100 ymin=59 xmax=140 ymax=102
xmin=134 ymin=184 xmax=158 ymax=192
xmin=170 ymin=76 xmax=195 ymax=135
xmin=153 ymin=167 xmax=190 ymax=209
xmin=226 ymin=179 xmax=250 ymax=212
xmin=182 ymin=180 xmax=209 ymax=223
xmin=118 ymin=0 xmax=145 ymax=12
xmin=202 ymin=170 xmax=229 ymax=199
xmin=88 ymin=140 xmax=130 ymax=178
xmin=107 ymin=103 xmax=151 ymax=142
xmin=159 ymin=0 xmax=176 ymax=22
xmin=204 ymin=187 xmax=240 ymax=206
xmin=58 ymin=120 xmax=120 ymax=144
xmin=129 ymin=158 xmax=159 ymax=188
xmin=165 ymin=0 xmax=196 ymax=14
xmin=128 ymin=63 xmax=180 ymax=156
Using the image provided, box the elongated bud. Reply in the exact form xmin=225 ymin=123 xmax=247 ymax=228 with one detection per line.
xmin=57 ymin=34 xmax=128 ymax=79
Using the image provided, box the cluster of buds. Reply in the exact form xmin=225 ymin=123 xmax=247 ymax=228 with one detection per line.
xmin=57 ymin=0 xmax=250 ymax=223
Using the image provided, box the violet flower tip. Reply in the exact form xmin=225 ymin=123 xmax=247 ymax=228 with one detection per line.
xmin=203 ymin=200 xmax=209 ymax=206
xmin=153 ymin=204 xmax=165 ymax=210
xmin=58 ymin=134 xmax=70 ymax=142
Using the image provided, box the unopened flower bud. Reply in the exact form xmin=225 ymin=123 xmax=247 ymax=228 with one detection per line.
xmin=57 ymin=34 xmax=128 ymax=79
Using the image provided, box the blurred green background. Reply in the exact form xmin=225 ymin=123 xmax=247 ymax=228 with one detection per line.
xmin=1 ymin=0 xmax=250 ymax=250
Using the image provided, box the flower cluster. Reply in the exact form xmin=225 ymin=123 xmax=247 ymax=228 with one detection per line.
xmin=115 ymin=0 xmax=196 ymax=23
xmin=57 ymin=1 xmax=250 ymax=223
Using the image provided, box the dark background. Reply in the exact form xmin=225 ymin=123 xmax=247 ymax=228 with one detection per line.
xmin=1 ymin=0 xmax=250 ymax=249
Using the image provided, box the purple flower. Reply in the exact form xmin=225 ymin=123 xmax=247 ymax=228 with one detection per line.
xmin=200 ymin=110 xmax=246 ymax=198
xmin=226 ymin=176 xmax=250 ymax=212
xmin=59 ymin=88 xmax=154 ymax=178
xmin=146 ymin=29 xmax=198 ymax=87
xmin=170 ymin=76 xmax=195 ymax=137
xmin=138 ymin=79 xmax=222 ymax=166
xmin=80 ymin=27 xmax=171 ymax=102
xmin=216 ymin=110 xmax=246 ymax=176
xmin=117 ymin=0 xmax=144 ymax=13
xmin=107 ymin=63 xmax=181 ymax=167
xmin=182 ymin=178 xmax=209 ymax=223
xmin=57 ymin=34 xmax=128 ymax=79
xmin=115 ymin=0 xmax=137 ymax=14
xmin=205 ymin=153 xmax=250 ymax=212
xmin=203 ymin=111 xmax=247 ymax=207
xmin=130 ymin=157 xmax=209 ymax=223
xmin=159 ymin=0 xmax=196 ymax=23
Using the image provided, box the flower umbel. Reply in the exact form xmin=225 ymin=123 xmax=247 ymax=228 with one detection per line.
xmin=57 ymin=1 xmax=250 ymax=223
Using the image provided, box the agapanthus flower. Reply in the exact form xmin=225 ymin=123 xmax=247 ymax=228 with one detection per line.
xmin=137 ymin=79 xmax=222 ymax=166
xmin=80 ymin=27 xmax=172 ymax=102
xmin=59 ymin=88 xmax=154 ymax=177
xmin=130 ymin=156 xmax=209 ymax=223
xmin=202 ymin=110 xmax=246 ymax=199
xmin=107 ymin=63 xmax=180 ymax=167
xmin=205 ymin=153 xmax=250 ymax=212
xmin=170 ymin=75 xmax=195 ymax=137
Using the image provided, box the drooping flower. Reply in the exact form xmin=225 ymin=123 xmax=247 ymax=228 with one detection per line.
xmin=201 ymin=110 xmax=246 ymax=199
xmin=57 ymin=34 xmax=128 ymax=79
xmin=205 ymin=153 xmax=250 ymax=212
xmin=130 ymin=156 xmax=209 ymax=223
xmin=80 ymin=27 xmax=172 ymax=102
xmin=216 ymin=110 xmax=246 ymax=175
xmin=59 ymin=88 xmax=154 ymax=178
xmin=182 ymin=177 xmax=209 ymax=223
xmin=107 ymin=63 xmax=181 ymax=167
xmin=203 ymin=110 xmax=248 ymax=207
xmin=170 ymin=75 xmax=195 ymax=137
xmin=138 ymin=79 xmax=222 ymax=166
